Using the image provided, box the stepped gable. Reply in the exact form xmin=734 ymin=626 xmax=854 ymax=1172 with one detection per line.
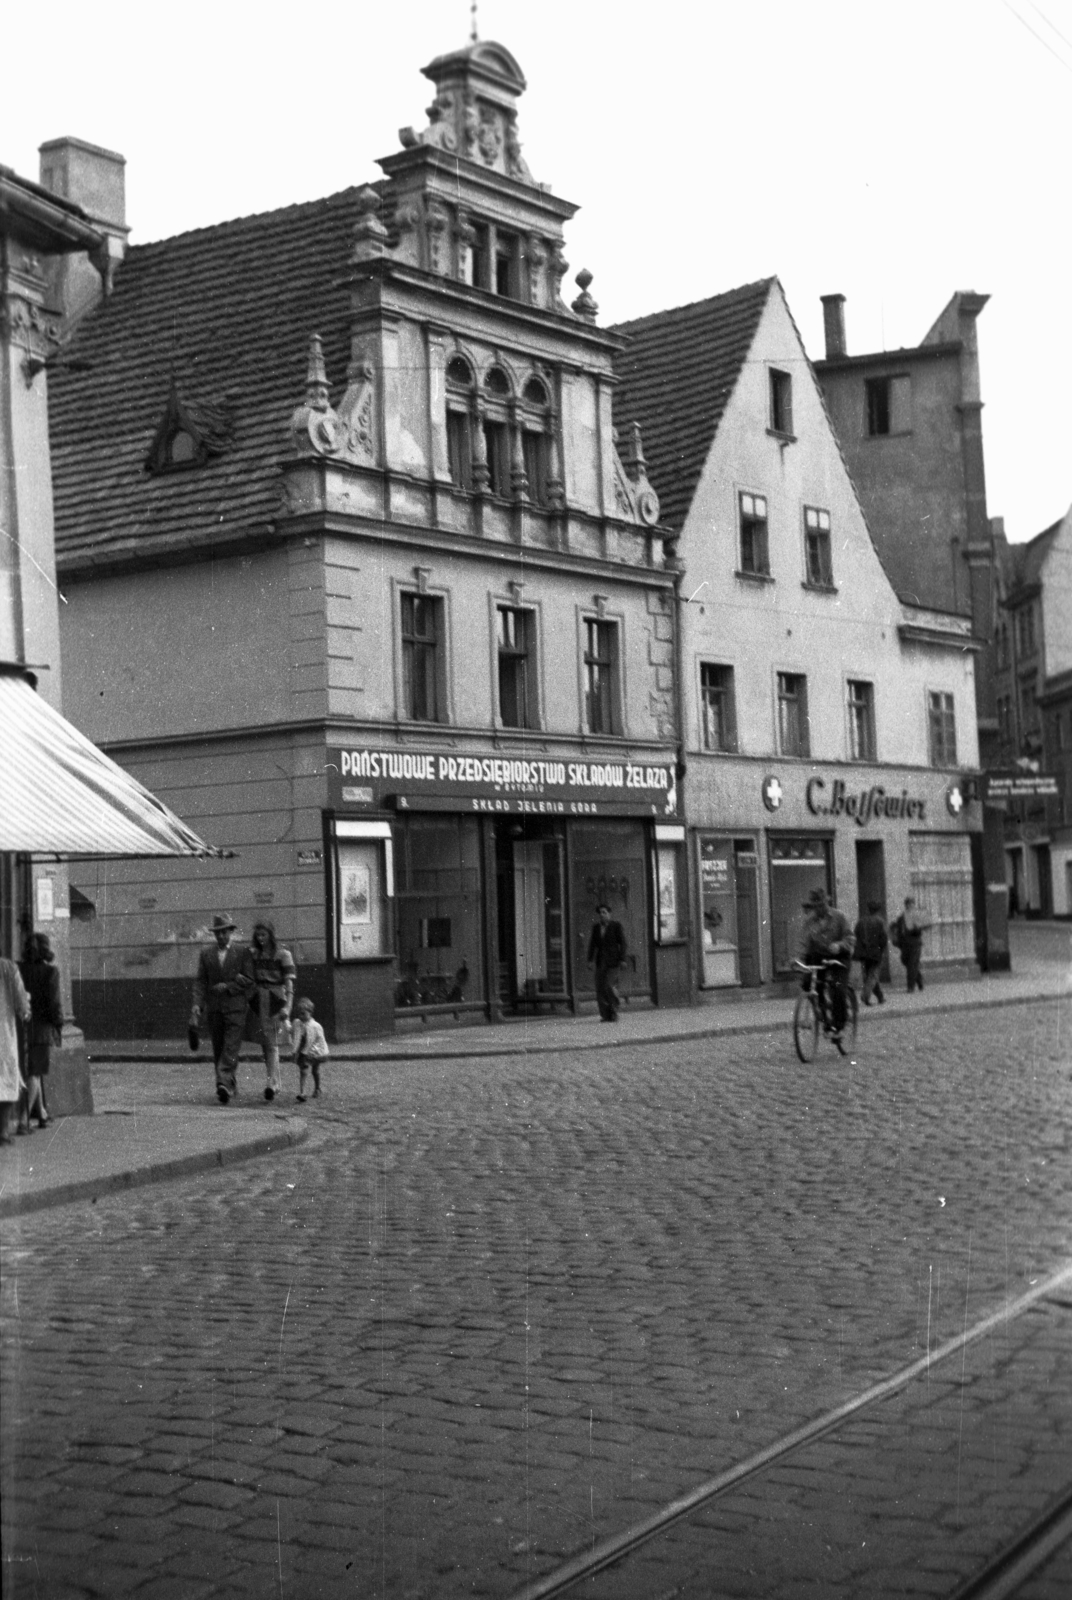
xmin=48 ymin=187 xmax=364 ymax=572
xmin=609 ymin=279 xmax=773 ymax=535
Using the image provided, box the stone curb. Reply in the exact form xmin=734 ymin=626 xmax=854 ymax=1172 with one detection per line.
xmin=86 ymin=985 xmax=1069 ymax=1066
xmin=0 ymin=1117 xmax=310 ymax=1220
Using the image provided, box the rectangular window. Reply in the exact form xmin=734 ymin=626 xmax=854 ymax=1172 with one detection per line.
xmin=847 ymin=679 xmax=876 ymax=761
xmin=777 ymin=672 xmax=810 ymax=756
xmin=401 ymin=593 xmax=444 ymax=722
xmin=497 ymin=606 xmax=536 ymax=728
xmin=469 ymin=224 xmax=490 ymax=289
xmin=483 ymin=419 xmax=511 ymax=497
xmin=866 ymin=374 xmax=911 ymax=436
xmin=739 ymin=491 xmax=770 ymax=576
xmin=1020 ymin=672 xmax=1038 ymax=731
xmin=769 ymin=368 xmax=793 ymax=435
xmin=928 ymin=690 xmax=957 ymax=767
xmin=494 ymin=230 xmax=520 ymax=299
xmin=522 ymin=431 xmax=551 ymax=507
xmin=804 ymin=506 xmax=833 ymax=586
xmin=584 ymin=618 xmax=619 ymax=735
xmin=447 ymin=410 xmax=472 ymax=490
xmin=700 ymin=663 xmax=737 ymax=751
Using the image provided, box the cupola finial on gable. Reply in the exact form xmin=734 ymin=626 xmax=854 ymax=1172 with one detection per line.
xmin=351 ymin=187 xmax=389 ymax=265
xmin=289 ymin=334 xmax=342 ymax=457
xmin=571 ymin=268 xmax=599 ymax=323
xmin=397 ymin=38 xmax=536 ymax=186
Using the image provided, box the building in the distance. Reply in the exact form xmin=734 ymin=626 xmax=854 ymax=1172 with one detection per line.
xmin=813 ymin=291 xmax=1008 ymax=969
xmin=992 ymin=506 xmax=1072 ymax=916
xmin=612 ymin=280 xmax=983 ymax=994
xmin=46 ymin=39 xmax=686 ymax=1041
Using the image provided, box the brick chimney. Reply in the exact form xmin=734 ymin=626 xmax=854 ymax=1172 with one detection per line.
xmin=38 ymin=137 xmax=128 ymax=328
xmin=820 ymin=293 xmax=847 ymax=360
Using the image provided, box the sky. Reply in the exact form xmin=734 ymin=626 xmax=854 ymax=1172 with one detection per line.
xmin=3 ymin=0 xmax=1069 ymax=543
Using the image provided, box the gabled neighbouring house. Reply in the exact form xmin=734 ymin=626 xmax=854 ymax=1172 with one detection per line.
xmin=612 ymin=279 xmax=985 ymax=991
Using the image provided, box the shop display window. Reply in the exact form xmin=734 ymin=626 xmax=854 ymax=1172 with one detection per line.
xmin=570 ymin=820 xmax=649 ymax=998
xmin=334 ymin=822 xmax=392 ymax=961
xmin=394 ymin=815 xmax=484 ymax=1009
xmin=769 ymin=835 xmax=832 ymax=973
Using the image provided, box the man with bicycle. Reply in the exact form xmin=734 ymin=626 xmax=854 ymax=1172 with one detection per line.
xmin=798 ymin=887 xmax=855 ymax=1043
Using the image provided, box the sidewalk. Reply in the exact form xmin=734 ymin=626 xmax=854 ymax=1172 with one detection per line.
xmin=3 ymin=926 xmax=1067 ymax=1220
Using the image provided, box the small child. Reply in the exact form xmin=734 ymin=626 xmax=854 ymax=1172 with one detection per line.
xmin=291 ymin=998 xmax=329 ymax=1101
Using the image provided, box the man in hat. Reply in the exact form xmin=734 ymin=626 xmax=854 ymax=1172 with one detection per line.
xmin=798 ymin=886 xmax=855 ymax=1043
xmin=587 ymin=902 xmax=627 ymax=1022
xmin=191 ymin=914 xmax=249 ymax=1104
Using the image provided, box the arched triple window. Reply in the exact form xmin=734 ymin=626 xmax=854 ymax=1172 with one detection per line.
xmin=445 ymin=356 xmax=557 ymax=507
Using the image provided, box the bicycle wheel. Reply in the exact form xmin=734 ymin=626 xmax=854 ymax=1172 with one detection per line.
xmin=793 ymin=991 xmax=819 ymax=1062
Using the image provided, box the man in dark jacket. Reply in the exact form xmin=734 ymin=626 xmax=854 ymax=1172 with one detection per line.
xmin=191 ymin=914 xmax=249 ymax=1104
xmin=587 ymin=903 xmax=627 ymax=1022
xmin=798 ymin=886 xmax=855 ymax=1042
xmin=853 ymin=900 xmax=888 ymax=1006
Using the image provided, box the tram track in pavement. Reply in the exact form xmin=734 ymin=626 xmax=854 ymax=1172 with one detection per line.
xmin=508 ymin=1261 xmax=1072 ymax=1600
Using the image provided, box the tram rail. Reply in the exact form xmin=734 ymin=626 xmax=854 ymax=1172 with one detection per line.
xmin=508 ymin=1260 xmax=1072 ymax=1600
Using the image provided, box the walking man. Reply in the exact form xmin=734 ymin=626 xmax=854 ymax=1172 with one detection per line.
xmin=853 ymin=900 xmax=888 ymax=1006
xmin=892 ymin=896 xmax=930 ymax=993
xmin=191 ymin=914 xmax=249 ymax=1105
xmin=587 ymin=903 xmax=627 ymax=1022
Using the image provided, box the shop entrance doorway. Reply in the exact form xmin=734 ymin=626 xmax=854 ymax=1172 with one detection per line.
xmin=855 ymin=838 xmax=889 ymax=984
xmin=495 ymin=822 xmax=567 ymax=1009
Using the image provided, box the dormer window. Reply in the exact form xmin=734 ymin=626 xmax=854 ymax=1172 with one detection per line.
xmin=168 ymin=431 xmax=197 ymax=466
xmin=145 ymin=383 xmax=235 ymax=475
xmin=463 ymin=222 xmax=522 ymax=299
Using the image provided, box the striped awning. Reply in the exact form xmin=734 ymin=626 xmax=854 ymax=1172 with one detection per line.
xmin=0 ymin=671 xmax=223 ymax=859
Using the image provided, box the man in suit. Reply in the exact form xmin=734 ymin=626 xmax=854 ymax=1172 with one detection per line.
xmin=853 ymin=899 xmax=889 ymax=1006
xmin=587 ymin=903 xmax=627 ymax=1022
xmin=191 ymin=914 xmax=249 ymax=1104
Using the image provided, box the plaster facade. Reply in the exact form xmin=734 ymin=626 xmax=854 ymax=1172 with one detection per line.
xmin=615 ymin=281 xmax=982 ymax=992
xmin=54 ymin=40 xmax=684 ymax=1041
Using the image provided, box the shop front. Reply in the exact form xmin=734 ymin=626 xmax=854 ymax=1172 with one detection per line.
xmin=689 ymin=761 xmax=981 ymax=992
xmin=323 ymin=742 xmax=687 ymax=1033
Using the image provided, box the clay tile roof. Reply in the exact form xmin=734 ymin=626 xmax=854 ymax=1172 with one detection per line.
xmin=49 ymin=187 xmax=366 ymax=572
xmin=609 ymin=279 xmax=773 ymax=533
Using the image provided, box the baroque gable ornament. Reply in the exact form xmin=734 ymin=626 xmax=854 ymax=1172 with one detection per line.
xmin=397 ymin=40 xmax=539 ymax=187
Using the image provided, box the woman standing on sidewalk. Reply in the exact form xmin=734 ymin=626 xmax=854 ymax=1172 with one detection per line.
xmin=0 ymin=957 xmax=30 ymax=1145
xmin=17 ymin=934 xmax=63 ymax=1130
xmin=239 ymin=920 xmax=295 ymax=1102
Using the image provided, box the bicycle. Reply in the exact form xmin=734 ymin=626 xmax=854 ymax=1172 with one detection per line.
xmin=792 ymin=958 xmax=858 ymax=1062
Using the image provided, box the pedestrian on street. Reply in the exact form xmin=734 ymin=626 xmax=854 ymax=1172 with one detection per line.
xmin=17 ymin=933 xmax=63 ymax=1130
xmin=798 ymin=886 xmax=855 ymax=1044
xmin=190 ymin=914 xmax=249 ymax=1105
xmin=892 ymin=896 xmax=930 ymax=993
xmin=853 ymin=900 xmax=888 ymax=1007
xmin=240 ymin=919 xmax=296 ymax=1101
xmin=291 ymin=997 xmax=329 ymax=1101
xmin=587 ymin=903 xmax=627 ymax=1022
xmin=0 ymin=957 xmax=30 ymax=1146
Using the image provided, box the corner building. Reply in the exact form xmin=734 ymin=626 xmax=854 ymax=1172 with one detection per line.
xmin=613 ymin=280 xmax=983 ymax=991
xmin=49 ymin=41 xmax=683 ymax=1039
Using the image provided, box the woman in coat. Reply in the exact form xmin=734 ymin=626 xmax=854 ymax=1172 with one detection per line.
xmin=18 ymin=933 xmax=63 ymax=1130
xmin=238 ymin=920 xmax=295 ymax=1103
xmin=1 ymin=957 xmax=31 ymax=1144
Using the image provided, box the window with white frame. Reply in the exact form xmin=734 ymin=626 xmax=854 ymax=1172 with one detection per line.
xmin=769 ymin=368 xmax=793 ymax=435
xmin=583 ymin=617 xmax=619 ymax=734
xmin=847 ymin=679 xmax=876 ymax=761
xmin=804 ymin=506 xmax=833 ymax=587
xmin=401 ymin=592 xmax=445 ymax=723
xmin=928 ymin=690 xmax=957 ymax=767
xmin=778 ymin=672 xmax=810 ymax=757
xmin=700 ymin=663 xmax=737 ymax=751
xmin=739 ymin=492 xmax=770 ymax=576
xmin=497 ymin=606 xmax=537 ymax=729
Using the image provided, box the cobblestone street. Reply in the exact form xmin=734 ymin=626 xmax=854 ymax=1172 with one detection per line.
xmin=2 ymin=995 xmax=1070 ymax=1598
